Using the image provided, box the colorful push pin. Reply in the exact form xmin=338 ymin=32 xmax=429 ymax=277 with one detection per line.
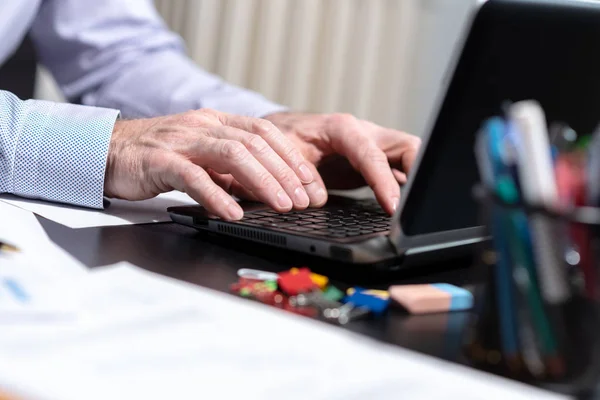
xmin=309 ymin=273 xmax=329 ymax=289
xmin=347 ymin=287 xmax=389 ymax=300
xmin=338 ymin=305 xmax=370 ymax=325
xmin=388 ymin=284 xmax=473 ymax=314
xmin=292 ymin=291 xmax=341 ymax=310
xmin=229 ymin=278 xmax=259 ymax=294
xmin=254 ymin=291 xmax=287 ymax=307
xmin=322 ymin=285 xmax=345 ymax=302
xmin=237 ymin=268 xmax=279 ymax=282
xmin=343 ymin=289 xmax=390 ymax=315
xmin=277 ymin=268 xmax=318 ymax=295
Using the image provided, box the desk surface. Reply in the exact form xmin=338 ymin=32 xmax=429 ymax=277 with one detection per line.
xmin=42 ymin=216 xmax=575 ymax=395
xmin=39 ymin=216 xmax=482 ymax=359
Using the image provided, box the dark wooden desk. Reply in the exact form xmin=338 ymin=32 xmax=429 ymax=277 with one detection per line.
xmin=39 ymin=217 xmax=481 ymax=362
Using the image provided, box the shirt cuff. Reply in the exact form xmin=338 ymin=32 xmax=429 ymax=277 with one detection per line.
xmin=11 ymin=100 xmax=119 ymax=209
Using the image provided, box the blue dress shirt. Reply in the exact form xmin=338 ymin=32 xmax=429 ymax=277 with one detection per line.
xmin=0 ymin=0 xmax=287 ymax=209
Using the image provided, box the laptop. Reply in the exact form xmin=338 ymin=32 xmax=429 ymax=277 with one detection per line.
xmin=169 ymin=0 xmax=600 ymax=267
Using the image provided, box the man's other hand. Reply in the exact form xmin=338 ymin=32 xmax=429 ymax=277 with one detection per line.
xmin=104 ymin=109 xmax=315 ymax=220
xmin=263 ymin=112 xmax=421 ymax=215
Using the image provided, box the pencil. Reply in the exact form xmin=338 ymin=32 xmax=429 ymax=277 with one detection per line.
xmin=0 ymin=241 xmax=19 ymax=253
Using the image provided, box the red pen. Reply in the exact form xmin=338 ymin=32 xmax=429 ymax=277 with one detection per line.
xmin=555 ymin=153 xmax=595 ymax=298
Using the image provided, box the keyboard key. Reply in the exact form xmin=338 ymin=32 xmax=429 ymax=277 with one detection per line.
xmin=373 ymin=227 xmax=389 ymax=232
xmin=310 ymin=230 xmax=331 ymax=236
xmin=242 ymin=214 xmax=263 ymax=220
xmin=258 ymin=217 xmax=279 ymax=223
xmin=330 ymin=233 xmax=348 ymax=238
xmin=277 ymin=222 xmax=303 ymax=228
xmin=310 ymin=224 xmax=329 ymax=229
xmin=300 ymin=218 xmax=324 ymax=223
xmin=346 ymin=232 xmax=363 ymax=236
xmin=286 ymin=226 xmax=315 ymax=232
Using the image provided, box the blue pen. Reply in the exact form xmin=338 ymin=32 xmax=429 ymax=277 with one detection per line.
xmin=478 ymin=118 xmax=520 ymax=362
xmin=3 ymin=278 xmax=29 ymax=303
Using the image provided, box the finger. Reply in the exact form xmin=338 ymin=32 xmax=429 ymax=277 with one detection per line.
xmin=304 ymin=162 xmax=328 ymax=207
xmin=210 ymin=110 xmax=315 ymax=184
xmin=207 ymin=170 xmax=259 ymax=202
xmin=367 ymin=123 xmax=421 ymax=174
xmin=329 ymin=115 xmax=399 ymax=214
xmin=400 ymin=136 xmax=420 ymax=173
xmin=208 ymin=126 xmax=309 ymax=209
xmin=194 ymin=136 xmax=294 ymax=212
xmin=392 ymin=168 xmax=407 ymax=184
xmin=164 ymin=157 xmax=244 ymax=221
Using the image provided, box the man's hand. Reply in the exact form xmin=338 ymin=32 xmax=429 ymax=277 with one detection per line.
xmin=263 ymin=112 xmax=421 ymax=215
xmin=104 ymin=109 xmax=315 ymax=220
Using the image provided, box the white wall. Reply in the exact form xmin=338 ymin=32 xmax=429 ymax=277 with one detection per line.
xmin=36 ymin=0 xmax=478 ymax=136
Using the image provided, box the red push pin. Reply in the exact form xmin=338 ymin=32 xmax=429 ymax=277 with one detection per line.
xmin=277 ymin=268 xmax=317 ymax=295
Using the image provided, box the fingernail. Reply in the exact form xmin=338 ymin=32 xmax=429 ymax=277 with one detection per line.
xmin=315 ymin=187 xmax=327 ymax=204
xmin=227 ymin=203 xmax=244 ymax=220
xmin=297 ymin=164 xmax=314 ymax=183
xmin=391 ymin=197 xmax=399 ymax=213
xmin=277 ymin=190 xmax=293 ymax=209
xmin=294 ymin=187 xmax=310 ymax=208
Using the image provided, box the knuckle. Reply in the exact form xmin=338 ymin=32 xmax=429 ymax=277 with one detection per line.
xmin=255 ymin=119 xmax=277 ymax=136
xmin=406 ymin=135 xmax=422 ymax=150
xmin=275 ymin=167 xmax=297 ymax=186
xmin=198 ymin=108 xmax=219 ymax=116
xmin=328 ymin=112 xmax=356 ymax=127
xmin=221 ymin=140 xmax=248 ymax=162
xmin=362 ymin=146 xmax=387 ymax=164
xmin=180 ymin=110 xmax=212 ymax=127
xmin=256 ymin=173 xmax=274 ymax=191
xmin=180 ymin=167 xmax=202 ymax=190
xmin=244 ymin=135 xmax=270 ymax=155
xmin=204 ymin=186 xmax=224 ymax=206
xmin=282 ymin=144 xmax=302 ymax=161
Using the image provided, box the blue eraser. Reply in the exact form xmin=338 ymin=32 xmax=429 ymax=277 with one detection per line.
xmin=431 ymin=283 xmax=473 ymax=311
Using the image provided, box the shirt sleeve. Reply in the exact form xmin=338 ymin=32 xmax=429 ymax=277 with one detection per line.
xmin=29 ymin=0 xmax=288 ymax=119
xmin=0 ymin=90 xmax=119 ymax=209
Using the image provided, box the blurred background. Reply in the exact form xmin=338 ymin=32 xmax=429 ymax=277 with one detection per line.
xmin=35 ymin=0 xmax=477 ymax=137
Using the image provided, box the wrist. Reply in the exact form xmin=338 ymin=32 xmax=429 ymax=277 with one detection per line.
xmin=104 ymin=119 xmax=135 ymax=198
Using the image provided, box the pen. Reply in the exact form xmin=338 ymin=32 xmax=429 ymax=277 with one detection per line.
xmin=509 ymin=100 xmax=570 ymax=303
xmin=482 ymin=118 xmax=520 ymax=366
xmin=0 ymin=241 xmax=19 ymax=253
xmin=556 ymin=153 xmax=595 ymax=299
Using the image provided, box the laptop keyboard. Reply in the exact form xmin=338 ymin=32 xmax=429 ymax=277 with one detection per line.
xmin=237 ymin=200 xmax=391 ymax=239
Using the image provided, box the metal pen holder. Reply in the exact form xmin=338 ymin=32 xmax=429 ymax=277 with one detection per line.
xmin=464 ymin=185 xmax=600 ymax=398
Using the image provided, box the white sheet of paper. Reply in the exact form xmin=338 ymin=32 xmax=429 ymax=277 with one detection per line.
xmin=0 ymin=191 xmax=197 ymax=228
xmin=0 ymin=201 xmax=87 ymax=277
xmin=0 ymin=263 xmax=570 ymax=400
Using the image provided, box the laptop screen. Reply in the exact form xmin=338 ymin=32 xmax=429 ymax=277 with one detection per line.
xmin=400 ymin=0 xmax=600 ymax=236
